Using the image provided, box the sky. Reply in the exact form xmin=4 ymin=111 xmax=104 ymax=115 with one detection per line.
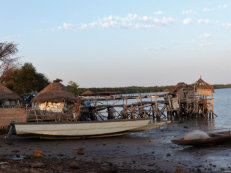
xmin=1 ymin=0 xmax=231 ymax=87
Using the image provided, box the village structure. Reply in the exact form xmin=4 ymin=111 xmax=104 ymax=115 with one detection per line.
xmin=0 ymin=77 xmax=215 ymax=130
xmin=166 ymin=77 xmax=214 ymax=118
xmin=0 ymin=83 xmax=27 ymax=129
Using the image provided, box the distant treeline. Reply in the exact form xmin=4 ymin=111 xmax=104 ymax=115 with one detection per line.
xmin=78 ymin=84 xmax=231 ymax=95
xmin=213 ymin=84 xmax=231 ymax=89
xmin=79 ymin=85 xmax=174 ymax=94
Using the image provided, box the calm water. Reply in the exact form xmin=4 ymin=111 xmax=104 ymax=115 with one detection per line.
xmin=213 ymin=88 xmax=231 ymax=130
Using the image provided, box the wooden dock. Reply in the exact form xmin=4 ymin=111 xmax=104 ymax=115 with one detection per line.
xmin=80 ymin=77 xmax=216 ymax=121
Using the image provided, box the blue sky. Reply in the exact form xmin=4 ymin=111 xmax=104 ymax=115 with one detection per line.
xmin=1 ymin=0 xmax=231 ymax=87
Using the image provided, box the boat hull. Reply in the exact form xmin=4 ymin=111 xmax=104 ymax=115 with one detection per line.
xmin=14 ymin=119 xmax=152 ymax=138
xmin=172 ymin=131 xmax=231 ymax=146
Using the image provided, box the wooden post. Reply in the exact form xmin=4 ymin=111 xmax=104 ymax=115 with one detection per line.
xmin=107 ymin=107 xmax=112 ymax=119
xmin=211 ymin=95 xmax=214 ymax=119
xmin=130 ymin=105 xmax=135 ymax=119
xmin=151 ymin=103 xmax=155 ymax=119
xmin=139 ymin=93 xmax=142 ymax=105
xmin=155 ymin=95 xmax=159 ymax=119
xmin=34 ymin=109 xmax=38 ymax=123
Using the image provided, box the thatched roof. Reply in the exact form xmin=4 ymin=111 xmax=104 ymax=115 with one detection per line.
xmin=193 ymin=78 xmax=214 ymax=92
xmin=169 ymin=82 xmax=188 ymax=94
xmin=32 ymin=79 xmax=78 ymax=103
xmin=0 ymin=83 xmax=21 ymax=102
xmin=81 ymin=90 xmax=95 ymax=96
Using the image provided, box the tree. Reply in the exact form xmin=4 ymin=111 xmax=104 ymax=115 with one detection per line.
xmin=66 ymin=81 xmax=79 ymax=95
xmin=0 ymin=42 xmax=19 ymax=82
xmin=4 ymin=63 xmax=49 ymax=94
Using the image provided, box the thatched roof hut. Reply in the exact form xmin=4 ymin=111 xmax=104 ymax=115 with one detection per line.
xmin=0 ymin=83 xmax=21 ymax=102
xmin=32 ymin=79 xmax=78 ymax=103
xmin=193 ymin=78 xmax=214 ymax=91
xmin=193 ymin=77 xmax=214 ymax=96
xmin=81 ymin=90 xmax=95 ymax=96
xmin=169 ymin=82 xmax=187 ymax=94
xmin=168 ymin=82 xmax=194 ymax=99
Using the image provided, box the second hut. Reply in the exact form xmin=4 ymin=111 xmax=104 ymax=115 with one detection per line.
xmin=31 ymin=79 xmax=80 ymax=122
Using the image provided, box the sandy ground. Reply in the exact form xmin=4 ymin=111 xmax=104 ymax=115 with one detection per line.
xmin=1 ymin=120 xmax=231 ymax=173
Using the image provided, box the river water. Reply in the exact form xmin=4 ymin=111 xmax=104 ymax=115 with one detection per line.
xmin=213 ymin=88 xmax=231 ymax=130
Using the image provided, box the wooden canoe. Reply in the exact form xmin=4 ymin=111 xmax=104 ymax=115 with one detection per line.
xmin=171 ymin=131 xmax=231 ymax=146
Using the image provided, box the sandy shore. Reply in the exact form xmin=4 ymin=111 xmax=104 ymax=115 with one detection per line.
xmin=0 ymin=120 xmax=231 ymax=173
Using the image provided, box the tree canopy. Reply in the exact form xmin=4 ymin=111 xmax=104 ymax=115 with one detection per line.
xmin=0 ymin=42 xmax=19 ymax=83
xmin=4 ymin=63 xmax=49 ymax=94
xmin=66 ymin=81 xmax=79 ymax=95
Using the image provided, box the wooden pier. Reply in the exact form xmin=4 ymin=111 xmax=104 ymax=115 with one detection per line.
xmin=80 ymin=77 xmax=216 ymax=121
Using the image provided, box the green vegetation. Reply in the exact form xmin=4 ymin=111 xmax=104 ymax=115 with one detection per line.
xmin=66 ymin=81 xmax=80 ymax=95
xmin=4 ymin=63 xmax=49 ymax=94
xmin=78 ymin=85 xmax=174 ymax=95
xmin=213 ymin=84 xmax=231 ymax=89
xmin=76 ymin=84 xmax=231 ymax=95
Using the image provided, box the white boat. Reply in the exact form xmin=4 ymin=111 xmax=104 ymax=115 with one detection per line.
xmin=12 ymin=119 xmax=155 ymax=139
xmin=129 ymin=120 xmax=171 ymax=132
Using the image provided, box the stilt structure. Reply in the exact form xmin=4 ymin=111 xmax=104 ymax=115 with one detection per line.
xmin=79 ymin=77 xmax=215 ymax=121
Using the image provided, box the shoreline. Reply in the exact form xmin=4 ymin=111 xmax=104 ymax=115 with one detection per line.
xmin=0 ymin=120 xmax=230 ymax=173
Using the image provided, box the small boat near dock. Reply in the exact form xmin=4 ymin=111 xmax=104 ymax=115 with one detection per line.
xmin=171 ymin=131 xmax=231 ymax=146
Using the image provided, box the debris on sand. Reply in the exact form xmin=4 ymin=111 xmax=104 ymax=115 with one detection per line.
xmin=172 ymin=167 xmax=189 ymax=173
xmin=33 ymin=151 xmax=42 ymax=157
xmin=30 ymin=162 xmax=44 ymax=168
xmin=70 ymin=160 xmax=79 ymax=169
xmin=77 ymin=148 xmax=84 ymax=155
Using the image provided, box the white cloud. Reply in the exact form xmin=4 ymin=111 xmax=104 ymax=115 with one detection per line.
xmin=224 ymin=23 xmax=231 ymax=27
xmin=89 ymin=22 xmax=97 ymax=27
xmin=142 ymin=16 xmax=149 ymax=21
xmin=80 ymin=14 xmax=175 ymax=29
xmin=198 ymin=19 xmax=211 ymax=24
xmin=203 ymin=8 xmax=213 ymax=12
xmin=102 ymin=23 xmax=110 ymax=28
xmin=63 ymin=22 xmax=73 ymax=30
xmin=200 ymin=33 xmax=212 ymax=38
xmin=219 ymin=4 xmax=228 ymax=9
xmin=200 ymin=43 xmax=215 ymax=47
xmin=155 ymin=46 xmax=167 ymax=50
xmin=80 ymin=24 xmax=88 ymax=30
xmin=144 ymin=46 xmax=167 ymax=51
xmin=183 ymin=18 xmax=192 ymax=24
xmin=154 ymin=10 xmax=163 ymax=15
xmin=182 ymin=10 xmax=196 ymax=15
xmin=57 ymin=22 xmax=74 ymax=30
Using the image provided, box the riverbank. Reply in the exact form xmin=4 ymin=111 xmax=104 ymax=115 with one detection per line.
xmin=0 ymin=120 xmax=230 ymax=173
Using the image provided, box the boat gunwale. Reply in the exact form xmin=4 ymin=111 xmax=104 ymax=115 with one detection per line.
xmin=14 ymin=118 xmax=152 ymax=125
